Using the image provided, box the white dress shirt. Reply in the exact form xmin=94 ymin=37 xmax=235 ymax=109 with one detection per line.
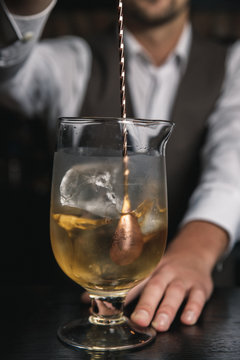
xmin=125 ymin=25 xmax=192 ymax=120
xmin=1 ymin=0 xmax=240 ymax=251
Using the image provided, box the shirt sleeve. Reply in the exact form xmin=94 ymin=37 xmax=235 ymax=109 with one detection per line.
xmin=180 ymin=40 xmax=240 ymax=252
xmin=0 ymin=1 xmax=92 ymax=130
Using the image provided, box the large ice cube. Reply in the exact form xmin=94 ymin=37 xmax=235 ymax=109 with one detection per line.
xmin=60 ymin=163 xmax=123 ymax=218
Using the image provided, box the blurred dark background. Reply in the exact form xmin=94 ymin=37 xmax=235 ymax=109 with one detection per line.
xmin=1 ymin=0 xmax=240 ymax=287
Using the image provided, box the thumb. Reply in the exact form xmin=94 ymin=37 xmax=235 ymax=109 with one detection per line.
xmin=81 ymin=291 xmax=91 ymax=303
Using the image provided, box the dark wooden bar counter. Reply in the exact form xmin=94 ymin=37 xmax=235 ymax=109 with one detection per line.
xmin=3 ymin=286 xmax=240 ymax=360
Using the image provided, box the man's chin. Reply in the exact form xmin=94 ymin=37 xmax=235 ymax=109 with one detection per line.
xmin=124 ymin=0 xmax=190 ymax=28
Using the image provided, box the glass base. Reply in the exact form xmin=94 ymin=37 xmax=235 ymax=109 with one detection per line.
xmin=57 ymin=316 xmax=156 ymax=351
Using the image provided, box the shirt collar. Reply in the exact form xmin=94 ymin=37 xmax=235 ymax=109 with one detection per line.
xmin=125 ymin=23 xmax=192 ymax=69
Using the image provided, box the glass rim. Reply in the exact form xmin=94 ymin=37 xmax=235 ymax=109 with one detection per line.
xmin=58 ymin=116 xmax=174 ymax=126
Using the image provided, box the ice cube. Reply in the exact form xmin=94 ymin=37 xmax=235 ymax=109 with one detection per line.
xmin=60 ymin=163 xmax=122 ymax=218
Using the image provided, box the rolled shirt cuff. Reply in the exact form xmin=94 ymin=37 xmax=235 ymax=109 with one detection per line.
xmin=180 ymin=187 xmax=240 ymax=255
xmin=0 ymin=0 xmax=56 ymax=73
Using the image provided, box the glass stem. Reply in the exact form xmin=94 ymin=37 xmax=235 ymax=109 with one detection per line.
xmin=89 ymin=295 xmax=126 ymax=326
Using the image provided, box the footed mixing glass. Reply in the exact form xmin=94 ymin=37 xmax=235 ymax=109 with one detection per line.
xmin=50 ymin=117 xmax=174 ymax=351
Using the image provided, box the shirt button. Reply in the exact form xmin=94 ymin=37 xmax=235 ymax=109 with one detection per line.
xmin=21 ymin=32 xmax=34 ymax=42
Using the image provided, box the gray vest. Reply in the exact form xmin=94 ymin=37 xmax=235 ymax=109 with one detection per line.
xmin=80 ymin=30 xmax=228 ymax=240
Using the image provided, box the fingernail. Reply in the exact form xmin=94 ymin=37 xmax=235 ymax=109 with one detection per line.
xmin=182 ymin=310 xmax=196 ymax=324
xmin=131 ymin=309 xmax=149 ymax=324
xmin=152 ymin=313 xmax=170 ymax=330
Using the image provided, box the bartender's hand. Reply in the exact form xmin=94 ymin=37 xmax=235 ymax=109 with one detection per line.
xmin=81 ymin=221 xmax=229 ymax=331
xmin=4 ymin=0 xmax=53 ymax=15
xmin=128 ymin=220 xmax=229 ymax=331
